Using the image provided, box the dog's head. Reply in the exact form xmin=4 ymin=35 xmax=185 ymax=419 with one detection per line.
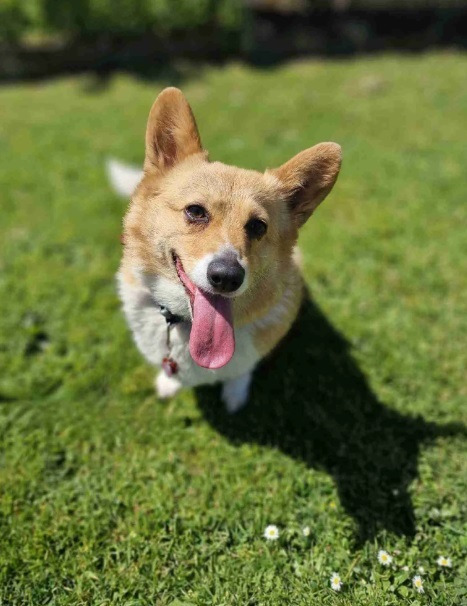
xmin=123 ymin=87 xmax=341 ymax=369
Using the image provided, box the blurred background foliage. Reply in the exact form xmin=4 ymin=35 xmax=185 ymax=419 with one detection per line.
xmin=1 ymin=0 xmax=466 ymax=81
xmin=0 ymin=0 xmax=243 ymax=42
xmin=1 ymin=0 xmax=466 ymax=44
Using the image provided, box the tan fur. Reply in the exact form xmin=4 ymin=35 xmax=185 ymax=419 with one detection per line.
xmin=252 ymin=271 xmax=304 ymax=356
xmin=120 ymin=87 xmax=341 ymax=384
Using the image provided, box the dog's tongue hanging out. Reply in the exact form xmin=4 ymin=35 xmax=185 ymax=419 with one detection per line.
xmin=190 ymin=288 xmax=235 ymax=369
xmin=176 ymin=258 xmax=235 ymax=369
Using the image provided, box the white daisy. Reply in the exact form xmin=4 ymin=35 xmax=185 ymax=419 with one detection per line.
xmin=302 ymin=526 xmax=311 ymax=537
xmin=330 ymin=572 xmax=343 ymax=592
xmin=437 ymin=555 xmax=452 ymax=568
xmin=418 ymin=566 xmax=425 ymax=574
xmin=402 ymin=566 xmax=409 ymax=572
xmin=412 ymin=575 xmax=424 ymax=593
xmin=264 ymin=525 xmax=279 ymax=541
xmin=377 ymin=550 xmax=393 ymax=566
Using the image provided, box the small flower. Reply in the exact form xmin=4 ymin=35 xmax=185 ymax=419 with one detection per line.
xmin=418 ymin=566 xmax=425 ymax=574
xmin=402 ymin=566 xmax=409 ymax=572
xmin=302 ymin=526 xmax=311 ymax=537
xmin=412 ymin=575 xmax=424 ymax=593
xmin=330 ymin=572 xmax=343 ymax=592
xmin=263 ymin=525 xmax=279 ymax=541
xmin=437 ymin=555 xmax=452 ymax=568
xmin=378 ymin=550 xmax=393 ymax=566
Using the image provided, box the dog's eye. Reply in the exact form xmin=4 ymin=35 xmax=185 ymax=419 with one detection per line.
xmin=245 ymin=218 xmax=267 ymax=240
xmin=185 ymin=204 xmax=209 ymax=223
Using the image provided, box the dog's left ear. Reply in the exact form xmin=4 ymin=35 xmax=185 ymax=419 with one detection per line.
xmin=271 ymin=142 xmax=342 ymax=228
xmin=144 ymin=87 xmax=203 ymax=173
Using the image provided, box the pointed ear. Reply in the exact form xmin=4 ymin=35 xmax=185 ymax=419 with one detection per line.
xmin=271 ymin=142 xmax=342 ymax=228
xmin=144 ymin=87 xmax=203 ymax=173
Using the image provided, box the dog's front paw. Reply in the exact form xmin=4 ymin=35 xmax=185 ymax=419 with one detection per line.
xmin=221 ymin=372 xmax=252 ymax=414
xmin=155 ymin=372 xmax=182 ymax=399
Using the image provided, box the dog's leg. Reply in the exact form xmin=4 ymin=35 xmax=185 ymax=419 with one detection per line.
xmin=221 ymin=372 xmax=252 ymax=414
xmin=155 ymin=372 xmax=182 ymax=399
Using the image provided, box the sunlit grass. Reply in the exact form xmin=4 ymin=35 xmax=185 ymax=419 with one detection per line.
xmin=0 ymin=52 xmax=466 ymax=604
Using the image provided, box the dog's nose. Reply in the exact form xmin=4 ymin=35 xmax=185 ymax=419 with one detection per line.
xmin=207 ymin=257 xmax=245 ymax=293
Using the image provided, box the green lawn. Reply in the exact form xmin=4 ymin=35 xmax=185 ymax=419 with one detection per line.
xmin=1 ymin=53 xmax=466 ymax=605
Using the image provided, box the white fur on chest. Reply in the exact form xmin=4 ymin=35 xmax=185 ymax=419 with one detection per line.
xmin=117 ymin=271 xmax=261 ymax=387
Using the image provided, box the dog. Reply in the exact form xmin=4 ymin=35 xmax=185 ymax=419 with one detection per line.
xmin=109 ymin=87 xmax=341 ymax=413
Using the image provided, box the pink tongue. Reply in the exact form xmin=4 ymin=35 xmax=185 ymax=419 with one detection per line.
xmin=189 ymin=287 xmax=235 ymax=369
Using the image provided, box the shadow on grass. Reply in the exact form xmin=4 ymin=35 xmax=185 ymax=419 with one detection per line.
xmin=196 ymin=290 xmax=466 ymax=544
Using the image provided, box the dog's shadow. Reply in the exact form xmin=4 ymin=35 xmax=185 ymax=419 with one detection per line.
xmin=196 ymin=290 xmax=465 ymax=543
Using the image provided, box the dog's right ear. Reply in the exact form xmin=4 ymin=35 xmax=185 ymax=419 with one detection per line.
xmin=144 ymin=87 xmax=203 ymax=173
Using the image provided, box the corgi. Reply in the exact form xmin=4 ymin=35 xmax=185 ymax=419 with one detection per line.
xmin=110 ymin=87 xmax=341 ymax=412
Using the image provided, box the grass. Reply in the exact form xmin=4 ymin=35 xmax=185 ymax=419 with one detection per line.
xmin=1 ymin=52 xmax=466 ymax=605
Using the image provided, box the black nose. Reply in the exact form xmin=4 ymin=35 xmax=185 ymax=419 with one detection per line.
xmin=207 ymin=257 xmax=245 ymax=293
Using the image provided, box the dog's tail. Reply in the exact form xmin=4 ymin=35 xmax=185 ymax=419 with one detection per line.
xmin=106 ymin=158 xmax=143 ymax=197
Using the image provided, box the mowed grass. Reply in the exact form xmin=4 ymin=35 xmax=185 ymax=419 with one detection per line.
xmin=1 ymin=53 xmax=466 ymax=605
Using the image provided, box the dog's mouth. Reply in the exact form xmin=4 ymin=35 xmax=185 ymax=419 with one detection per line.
xmin=172 ymin=253 xmax=235 ymax=370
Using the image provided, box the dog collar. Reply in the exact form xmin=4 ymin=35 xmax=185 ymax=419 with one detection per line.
xmin=159 ymin=304 xmax=185 ymax=377
xmin=120 ymin=230 xmax=183 ymax=376
xmin=159 ymin=304 xmax=184 ymax=326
